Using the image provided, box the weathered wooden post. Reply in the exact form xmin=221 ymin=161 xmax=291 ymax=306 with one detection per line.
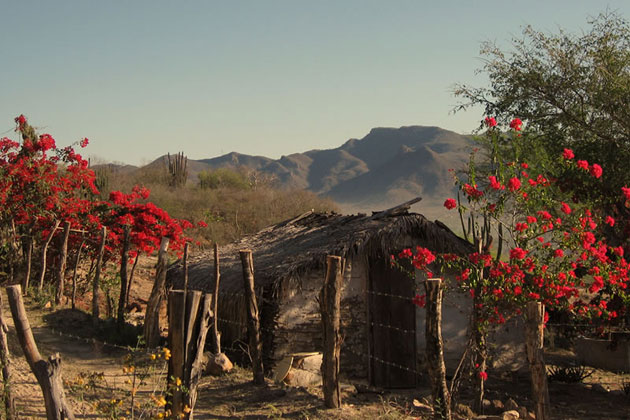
xmin=319 ymin=255 xmax=342 ymax=409
xmin=144 ymin=237 xmax=170 ymax=348
xmin=117 ymin=226 xmax=131 ymax=327
xmin=54 ymin=221 xmax=71 ymax=305
xmin=92 ymin=226 xmax=107 ymax=326
xmin=167 ymin=290 xmax=213 ymax=419
xmin=210 ymin=243 xmax=221 ymax=354
xmin=0 ymin=294 xmax=15 ymax=420
xmin=424 ymin=278 xmax=451 ymax=420
xmin=38 ymin=220 xmax=60 ymax=291
xmin=240 ymin=249 xmax=265 ymax=385
xmin=6 ymin=285 xmax=75 ymax=420
xmin=183 ymin=242 xmax=190 ymax=295
xmin=526 ymin=301 xmax=550 ymax=420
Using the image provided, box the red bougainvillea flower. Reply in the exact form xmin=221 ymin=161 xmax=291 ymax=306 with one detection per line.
xmin=577 ymin=160 xmax=589 ymax=170
xmin=589 ymin=164 xmax=603 ymax=179
xmin=508 ymin=177 xmax=521 ymax=192
xmin=488 ymin=175 xmax=504 ymax=190
xmin=444 ymin=198 xmax=457 ymax=210
xmin=509 ymin=247 xmax=527 ymax=260
xmin=605 ymin=216 xmax=615 ymax=227
xmin=14 ymin=114 xmax=26 ymax=129
xmin=80 ymin=138 xmax=89 ymax=148
xmin=484 ymin=116 xmax=497 ymax=127
xmin=623 ymin=186 xmax=630 ymax=201
xmin=562 ymin=148 xmax=575 ymax=159
xmin=554 ymin=249 xmax=564 ymax=258
xmin=463 ymin=183 xmax=484 ymax=199
xmin=412 ymin=294 xmax=426 ymax=308
xmin=478 ymin=371 xmax=488 ymax=381
xmin=561 ymin=202 xmax=571 ymax=215
xmin=197 ymin=220 xmax=208 ymax=228
xmin=509 ymin=118 xmax=523 ymax=131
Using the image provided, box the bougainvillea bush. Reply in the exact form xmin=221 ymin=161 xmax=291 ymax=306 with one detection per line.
xmin=0 ymin=115 xmax=194 ymax=304
xmin=397 ymin=117 xmax=630 ymax=409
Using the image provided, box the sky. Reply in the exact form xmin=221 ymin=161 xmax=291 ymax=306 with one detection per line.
xmin=2 ymin=1 xmax=630 ymax=165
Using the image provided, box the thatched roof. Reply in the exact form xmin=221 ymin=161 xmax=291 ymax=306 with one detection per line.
xmin=168 ymin=201 xmax=472 ymax=296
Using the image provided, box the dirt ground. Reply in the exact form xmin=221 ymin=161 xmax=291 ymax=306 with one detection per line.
xmin=3 ymin=255 xmax=630 ymax=419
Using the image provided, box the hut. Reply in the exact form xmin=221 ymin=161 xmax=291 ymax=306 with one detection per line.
xmin=167 ymin=199 xmax=474 ymax=388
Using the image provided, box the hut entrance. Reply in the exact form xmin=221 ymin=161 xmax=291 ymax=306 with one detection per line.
xmin=368 ymin=255 xmax=417 ymax=388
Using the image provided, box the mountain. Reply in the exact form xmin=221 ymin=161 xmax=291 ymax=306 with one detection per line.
xmin=197 ymin=126 xmax=472 ymax=217
xmin=112 ymin=126 xmax=473 ymax=218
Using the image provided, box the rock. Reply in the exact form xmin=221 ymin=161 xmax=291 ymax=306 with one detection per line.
xmin=501 ymin=410 xmax=520 ymax=420
xmin=592 ymin=383 xmax=610 ymax=393
xmin=44 ymin=301 xmax=52 ymax=309
xmin=456 ymin=403 xmax=475 ymax=418
xmin=482 ymin=399 xmax=492 ymax=411
xmin=492 ymin=400 xmax=505 ymax=413
xmin=504 ymin=398 xmax=518 ymax=411
xmin=527 ymin=412 xmax=536 ymax=420
xmin=204 ymin=352 xmax=233 ymax=376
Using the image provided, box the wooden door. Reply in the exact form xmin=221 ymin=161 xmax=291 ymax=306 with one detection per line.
xmin=368 ymin=255 xmax=417 ymax=388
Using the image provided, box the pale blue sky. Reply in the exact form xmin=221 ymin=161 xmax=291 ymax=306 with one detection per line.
xmin=2 ymin=1 xmax=629 ymax=165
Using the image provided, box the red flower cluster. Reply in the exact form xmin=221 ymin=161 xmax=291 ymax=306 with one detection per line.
xmin=443 ymin=198 xmax=457 ymax=210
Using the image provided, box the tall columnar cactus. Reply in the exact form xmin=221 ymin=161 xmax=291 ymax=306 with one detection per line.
xmin=166 ymin=152 xmax=188 ymax=188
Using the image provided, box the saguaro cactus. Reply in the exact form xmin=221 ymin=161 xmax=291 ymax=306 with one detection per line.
xmin=166 ymin=152 xmax=188 ymax=187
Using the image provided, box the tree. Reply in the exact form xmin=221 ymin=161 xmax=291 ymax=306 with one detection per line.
xmin=454 ymin=12 xmax=630 ymax=227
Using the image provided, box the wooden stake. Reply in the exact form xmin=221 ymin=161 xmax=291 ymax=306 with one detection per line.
xmin=55 ymin=222 xmax=71 ymax=306
xmin=144 ymin=237 xmax=170 ymax=348
xmin=183 ymin=242 xmax=190 ymax=295
xmin=526 ymin=301 xmax=550 ymax=420
xmin=6 ymin=285 xmax=75 ymax=420
xmin=38 ymin=220 xmax=60 ymax=291
xmin=167 ymin=290 xmax=213 ymax=419
xmin=319 ymin=255 xmax=342 ymax=409
xmin=92 ymin=226 xmax=107 ymax=325
xmin=210 ymin=243 xmax=221 ymax=354
xmin=424 ymin=278 xmax=451 ymax=420
xmin=240 ymin=250 xmax=264 ymax=385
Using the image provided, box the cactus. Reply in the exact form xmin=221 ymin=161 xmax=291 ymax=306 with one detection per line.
xmin=166 ymin=152 xmax=188 ymax=188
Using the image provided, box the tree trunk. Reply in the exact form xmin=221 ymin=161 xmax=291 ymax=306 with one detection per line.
xmin=125 ymin=253 xmax=140 ymax=308
xmin=21 ymin=235 xmax=33 ymax=294
xmin=144 ymin=237 xmax=170 ymax=348
xmin=471 ymin=296 xmax=487 ymax=414
xmin=92 ymin=226 xmax=107 ymax=326
xmin=319 ymin=255 xmax=342 ymax=409
xmin=117 ymin=227 xmax=130 ymax=327
xmin=424 ymin=278 xmax=451 ymax=420
xmin=210 ymin=243 xmax=221 ymax=354
xmin=6 ymin=285 xmax=75 ymax=420
xmin=54 ymin=222 xmax=71 ymax=306
xmin=38 ymin=220 xmax=60 ymax=291
xmin=0 ymin=294 xmax=15 ymax=420
xmin=526 ymin=301 xmax=550 ymax=420
xmin=70 ymin=239 xmax=86 ymax=310
xmin=240 ymin=250 xmax=264 ymax=385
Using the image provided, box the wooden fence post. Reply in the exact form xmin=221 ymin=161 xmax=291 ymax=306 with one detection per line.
xmin=144 ymin=237 xmax=170 ymax=348
xmin=0 ymin=294 xmax=15 ymax=420
xmin=54 ymin=221 xmax=71 ymax=305
xmin=210 ymin=243 xmax=221 ymax=354
xmin=526 ymin=301 xmax=550 ymax=420
xmin=6 ymin=285 xmax=75 ymax=420
xmin=167 ymin=290 xmax=213 ymax=419
xmin=319 ymin=255 xmax=342 ymax=409
xmin=240 ymin=250 xmax=265 ymax=385
xmin=424 ymin=278 xmax=451 ymax=420
xmin=92 ymin=226 xmax=107 ymax=326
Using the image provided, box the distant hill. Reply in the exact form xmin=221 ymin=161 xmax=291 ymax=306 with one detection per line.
xmin=98 ymin=126 xmax=473 ymax=219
